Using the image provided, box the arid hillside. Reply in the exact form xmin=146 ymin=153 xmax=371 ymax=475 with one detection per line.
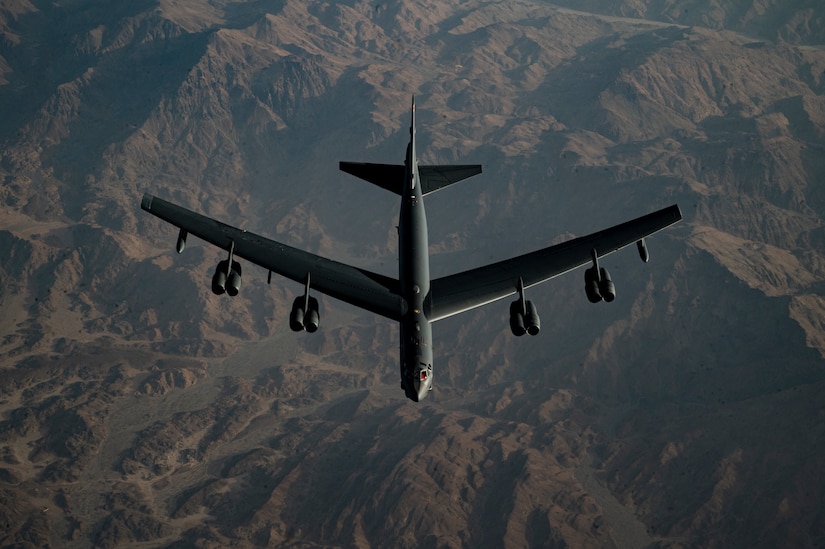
xmin=550 ymin=0 xmax=825 ymax=44
xmin=0 ymin=0 xmax=823 ymax=547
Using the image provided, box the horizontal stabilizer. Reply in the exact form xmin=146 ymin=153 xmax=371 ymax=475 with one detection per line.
xmin=419 ymin=165 xmax=482 ymax=195
xmin=339 ymin=162 xmax=404 ymax=194
xmin=341 ymin=162 xmax=482 ymax=196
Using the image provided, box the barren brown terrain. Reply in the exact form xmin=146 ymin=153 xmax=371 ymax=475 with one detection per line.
xmin=0 ymin=0 xmax=824 ymax=547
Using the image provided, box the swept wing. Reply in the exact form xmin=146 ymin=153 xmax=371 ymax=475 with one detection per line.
xmin=427 ymin=204 xmax=682 ymax=321
xmin=141 ymin=194 xmax=404 ymax=321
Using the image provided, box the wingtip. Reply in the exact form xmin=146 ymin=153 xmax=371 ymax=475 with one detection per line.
xmin=672 ymin=203 xmax=683 ymax=221
xmin=141 ymin=193 xmax=154 ymax=212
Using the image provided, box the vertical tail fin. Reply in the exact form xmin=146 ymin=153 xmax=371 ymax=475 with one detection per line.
xmin=339 ymin=97 xmax=482 ymax=195
xmin=407 ymin=96 xmax=416 ymax=171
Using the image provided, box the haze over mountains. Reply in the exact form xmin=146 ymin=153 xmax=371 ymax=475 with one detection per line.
xmin=0 ymin=0 xmax=823 ymax=547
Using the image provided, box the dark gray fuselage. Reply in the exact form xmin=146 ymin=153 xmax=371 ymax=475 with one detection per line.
xmin=398 ymin=123 xmax=434 ymax=402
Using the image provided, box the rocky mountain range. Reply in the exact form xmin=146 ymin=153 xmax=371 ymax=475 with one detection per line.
xmin=0 ymin=0 xmax=823 ymax=547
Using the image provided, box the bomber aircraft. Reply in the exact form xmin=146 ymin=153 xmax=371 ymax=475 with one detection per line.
xmin=141 ymin=99 xmax=682 ymax=402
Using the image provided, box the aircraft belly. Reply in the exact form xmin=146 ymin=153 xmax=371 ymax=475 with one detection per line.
xmin=398 ymin=173 xmax=433 ymax=401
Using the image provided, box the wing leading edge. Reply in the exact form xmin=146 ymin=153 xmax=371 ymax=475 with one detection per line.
xmin=141 ymin=194 xmax=404 ymax=321
xmin=427 ymin=204 xmax=682 ymax=321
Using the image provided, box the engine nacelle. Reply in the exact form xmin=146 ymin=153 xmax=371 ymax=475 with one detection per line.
xmin=304 ymin=297 xmax=320 ymax=333
xmin=212 ymin=260 xmax=229 ymax=295
xmin=525 ymin=300 xmax=540 ymax=336
xmin=509 ymin=300 xmax=526 ymax=337
xmin=212 ymin=260 xmax=243 ymax=296
xmin=289 ymin=297 xmax=305 ymax=332
xmin=598 ymin=267 xmax=615 ymax=302
xmin=289 ymin=296 xmax=320 ymax=332
xmin=226 ymin=261 xmax=242 ymax=296
xmin=584 ymin=267 xmax=602 ymax=303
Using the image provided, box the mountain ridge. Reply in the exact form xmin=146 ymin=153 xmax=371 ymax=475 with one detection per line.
xmin=0 ymin=0 xmax=823 ymax=547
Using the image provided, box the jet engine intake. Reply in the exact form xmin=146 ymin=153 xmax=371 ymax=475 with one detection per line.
xmin=226 ymin=261 xmax=242 ymax=296
xmin=510 ymin=300 xmax=540 ymax=336
xmin=289 ymin=296 xmax=320 ymax=332
xmin=585 ymin=249 xmax=616 ymax=303
xmin=212 ymin=260 xmax=242 ymax=296
xmin=212 ymin=260 xmax=229 ymax=295
xmin=304 ymin=297 xmax=320 ymax=333
xmin=212 ymin=241 xmax=242 ymax=297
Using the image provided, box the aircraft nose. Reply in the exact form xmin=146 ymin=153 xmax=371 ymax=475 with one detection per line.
xmin=416 ymin=381 xmax=429 ymax=401
xmin=413 ymin=367 xmax=432 ymax=401
xmin=405 ymin=364 xmax=432 ymax=402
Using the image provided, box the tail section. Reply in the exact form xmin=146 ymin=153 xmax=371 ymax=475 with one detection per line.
xmin=418 ymin=164 xmax=482 ymax=195
xmin=340 ymin=97 xmax=481 ymax=195
xmin=339 ymin=162 xmax=482 ymax=196
xmin=339 ymin=162 xmax=405 ymax=194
